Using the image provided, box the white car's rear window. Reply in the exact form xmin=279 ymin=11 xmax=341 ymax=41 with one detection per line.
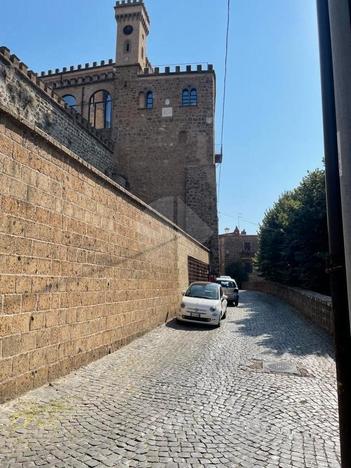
xmin=216 ymin=280 xmax=236 ymax=288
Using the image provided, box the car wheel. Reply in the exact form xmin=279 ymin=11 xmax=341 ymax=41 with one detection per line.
xmin=215 ymin=318 xmax=221 ymax=328
xmin=234 ymin=300 xmax=239 ymax=307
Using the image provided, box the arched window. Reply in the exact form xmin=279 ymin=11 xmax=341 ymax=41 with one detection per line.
xmin=182 ymin=89 xmax=190 ymax=107
xmin=190 ymin=88 xmax=198 ymax=106
xmin=182 ymin=88 xmax=198 ymax=107
xmin=89 ymin=90 xmax=112 ymax=129
xmin=146 ymin=91 xmax=153 ymax=110
xmin=63 ymin=94 xmax=77 ymax=109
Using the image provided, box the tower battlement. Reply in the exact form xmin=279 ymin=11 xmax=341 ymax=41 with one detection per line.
xmin=139 ymin=64 xmax=214 ymax=77
xmin=115 ymin=0 xmax=144 ymax=6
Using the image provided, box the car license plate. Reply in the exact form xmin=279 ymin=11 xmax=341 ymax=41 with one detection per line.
xmin=191 ymin=312 xmax=201 ymax=318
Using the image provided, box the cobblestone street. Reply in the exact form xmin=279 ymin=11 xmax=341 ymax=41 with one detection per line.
xmin=0 ymin=291 xmax=340 ymax=467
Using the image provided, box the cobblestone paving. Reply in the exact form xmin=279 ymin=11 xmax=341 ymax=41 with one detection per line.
xmin=0 ymin=291 xmax=340 ymax=467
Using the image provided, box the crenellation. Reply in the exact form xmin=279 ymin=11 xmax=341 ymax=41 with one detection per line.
xmin=137 ymin=64 xmax=214 ymax=77
xmin=39 ymin=60 xmax=115 ymax=77
xmin=10 ymin=53 xmax=20 ymax=66
xmin=18 ymin=62 xmax=28 ymax=74
xmin=0 ymin=45 xmax=10 ymax=57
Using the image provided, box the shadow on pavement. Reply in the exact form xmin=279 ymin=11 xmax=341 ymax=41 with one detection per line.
xmin=166 ymin=318 xmax=216 ymax=332
xmin=231 ymin=291 xmax=335 ymax=358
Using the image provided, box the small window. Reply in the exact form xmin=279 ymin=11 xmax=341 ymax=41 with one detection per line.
xmin=190 ymin=88 xmax=198 ymax=106
xmin=63 ymin=94 xmax=77 ymax=109
xmin=244 ymin=242 xmax=251 ymax=252
xmin=182 ymin=88 xmax=197 ymax=107
xmin=182 ymin=89 xmax=190 ymax=106
xmin=146 ymin=91 xmax=153 ymax=109
xmin=141 ymin=47 xmax=144 ymax=59
xmin=124 ymin=40 xmax=131 ymax=53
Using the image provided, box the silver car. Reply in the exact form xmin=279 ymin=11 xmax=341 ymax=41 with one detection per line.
xmin=216 ymin=278 xmax=239 ymax=306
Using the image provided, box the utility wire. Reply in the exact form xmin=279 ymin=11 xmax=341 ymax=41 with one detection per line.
xmin=217 ymin=0 xmax=231 ymax=204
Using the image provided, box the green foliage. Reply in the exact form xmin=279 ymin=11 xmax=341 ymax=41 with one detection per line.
xmin=256 ymin=169 xmax=330 ymax=294
xmin=225 ymin=261 xmax=249 ymax=287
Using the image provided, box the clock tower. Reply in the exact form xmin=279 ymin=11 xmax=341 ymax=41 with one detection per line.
xmin=115 ymin=0 xmax=150 ymax=68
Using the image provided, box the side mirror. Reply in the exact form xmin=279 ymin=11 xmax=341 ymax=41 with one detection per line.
xmin=234 ymin=288 xmax=239 ymax=293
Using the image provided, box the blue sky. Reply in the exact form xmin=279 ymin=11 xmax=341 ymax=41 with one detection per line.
xmin=1 ymin=0 xmax=324 ymax=234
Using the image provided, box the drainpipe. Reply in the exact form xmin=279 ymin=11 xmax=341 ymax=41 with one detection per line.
xmin=316 ymin=1 xmax=351 ymax=466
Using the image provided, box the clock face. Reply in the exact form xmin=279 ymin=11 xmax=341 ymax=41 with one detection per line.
xmin=123 ymin=25 xmax=134 ymax=35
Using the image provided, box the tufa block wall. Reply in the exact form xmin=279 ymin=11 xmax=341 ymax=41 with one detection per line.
xmin=0 ymin=101 xmax=208 ymax=403
xmin=243 ymin=279 xmax=334 ymax=335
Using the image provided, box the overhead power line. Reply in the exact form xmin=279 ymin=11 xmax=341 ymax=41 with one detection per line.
xmin=217 ymin=0 xmax=231 ymax=205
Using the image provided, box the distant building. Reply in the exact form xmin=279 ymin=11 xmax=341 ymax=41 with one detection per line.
xmin=219 ymin=227 xmax=259 ymax=275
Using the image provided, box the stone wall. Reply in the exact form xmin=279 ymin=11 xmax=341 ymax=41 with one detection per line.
xmin=0 ymin=48 xmax=116 ymax=178
xmin=113 ymin=66 xmax=219 ymax=273
xmin=244 ymin=279 xmax=334 ymax=335
xmin=0 ymin=102 xmax=209 ymax=402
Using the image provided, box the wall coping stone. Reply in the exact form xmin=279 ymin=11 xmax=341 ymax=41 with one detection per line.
xmin=244 ymin=278 xmax=333 ymax=334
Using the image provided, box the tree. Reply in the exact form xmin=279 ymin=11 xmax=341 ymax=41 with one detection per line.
xmin=256 ymin=169 xmax=329 ymax=294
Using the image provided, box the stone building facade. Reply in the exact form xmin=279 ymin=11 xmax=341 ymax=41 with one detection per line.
xmin=219 ymin=227 xmax=259 ymax=275
xmin=40 ymin=0 xmax=219 ymax=273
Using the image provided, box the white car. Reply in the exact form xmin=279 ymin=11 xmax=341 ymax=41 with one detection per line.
xmin=178 ymin=282 xmax=228 ymax=327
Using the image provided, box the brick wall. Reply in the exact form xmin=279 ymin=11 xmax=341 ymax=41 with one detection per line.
xmin=244 ymin=279 xmax=334 ymax=334
xmin=0 ymin=48 xmax=116 ymax=178
xmin=0 ymin=105 xmax=209 ymax=402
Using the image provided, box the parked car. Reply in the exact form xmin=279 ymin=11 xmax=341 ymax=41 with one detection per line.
xmin=216 ymin=277 xmax=239 ymax=306
xmin=178 ymin=282 xmax=228 ymax=327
